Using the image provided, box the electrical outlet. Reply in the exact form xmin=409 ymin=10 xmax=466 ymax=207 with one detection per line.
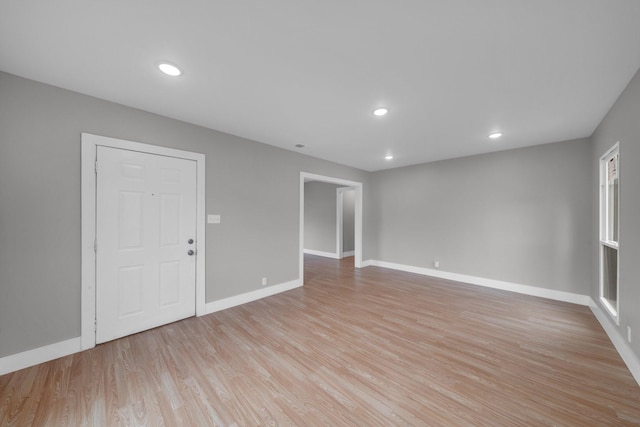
xmin=628 ymin=326 xmax=632 ymax=343
xmin=434 ymin=260 xmax=440 ymax=268
xmin=262 ymin=277 xmax=267 ymax=286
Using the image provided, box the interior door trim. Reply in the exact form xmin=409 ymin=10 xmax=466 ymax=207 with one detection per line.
xmin=299 ymin=172 xmax=363 ymax=284
xmin=81 ymin=133 xmax=206 ymax=350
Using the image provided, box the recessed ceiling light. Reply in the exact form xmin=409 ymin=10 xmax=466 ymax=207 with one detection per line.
xmin=158 ymin=62 xmax=182 ymax=77
xmin=385 ymin=155 xmax=394 ymax=160
xmin=373 ymin=108 xmax=389 ymax=116
xmin=489 ymin=132 xmax=503 ymax=139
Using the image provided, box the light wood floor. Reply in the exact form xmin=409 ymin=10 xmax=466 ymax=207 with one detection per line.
xmin=2 ymin=255 xmax=640 ymax=426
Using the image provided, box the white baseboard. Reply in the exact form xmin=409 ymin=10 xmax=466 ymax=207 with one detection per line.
xmin=366 ymin=260 xmax=591 ymax=306
xmin=342 ymin=251 xmax=355 ymax=257
xmin=1 ymin=279 xmax=303 ymax=376
xmin=303 ymin=249 xmax=339 ymax=259
xmin=205 ymin=278 xmax=302 ymax=315
xmin=4 ymin=275 xmax=638 ymax=389
xmin=0 ymin=337 xmax=83 ymax=376
xmin=589 ymin=299 xmax=640 ymax=386
xmin=365 ymin=259 xmax=640 ymax=386
xmin=361 ymin=259 xmax=374 ymax=267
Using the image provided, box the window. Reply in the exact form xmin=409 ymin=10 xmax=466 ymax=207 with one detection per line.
xmin=599 ymin=143 xmax=619 ymax=322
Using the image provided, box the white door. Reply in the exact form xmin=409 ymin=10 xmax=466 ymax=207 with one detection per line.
xmin=96 ymin=146 xmax=197 ymax=343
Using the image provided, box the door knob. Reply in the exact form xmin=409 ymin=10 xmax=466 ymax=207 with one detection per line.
xmin=188 ymin=250 xmax=195 ymax=256
xmin=188 ymin=238 xmax=194 ymax=244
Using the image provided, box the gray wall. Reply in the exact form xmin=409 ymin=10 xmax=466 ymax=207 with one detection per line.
xmin=3 ymin=67 xmax=637 ymax=366
xmin=591 ymin=67 xmax=640 ymax=359
xmin=370 ymin=138 xmax=593 ymax=294
xmin=342 ymin=189 xmax=355 ymax=253
xmin=0 ymin=72 xmax=373 ymax=358
xmin=304 ymin=181 xmax=339 ymax=254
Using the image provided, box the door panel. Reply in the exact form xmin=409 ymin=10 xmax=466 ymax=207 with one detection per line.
xmin=96 ymin=146 xmax=197 ymax=343
xmin=159 ymin=261 xmax=180 ymax=306
xmin=118 ymin=191 xmax=144 ymax=248
xmin=118 ymin=265 xmax=144 ymax=316
xmin=160 ymin=193 xmax=181 ymax=246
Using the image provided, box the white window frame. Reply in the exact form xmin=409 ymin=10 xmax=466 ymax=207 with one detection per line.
xmin=599 ymin=142 xmax=620 ymax=324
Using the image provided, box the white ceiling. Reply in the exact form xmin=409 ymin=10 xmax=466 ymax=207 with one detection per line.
xmin=2 ymin=1 xmax=640 ymax=171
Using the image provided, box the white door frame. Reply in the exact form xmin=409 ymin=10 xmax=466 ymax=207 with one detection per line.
xmin=300 ymin=172 xmax=363 ymax=282
xmin=81 ymin=133 xmax=206 ymax=350
xmin=336 ymin=187 xmax=356 ymax=259
xmin=337 ymin=188 xmax=344 ymax=260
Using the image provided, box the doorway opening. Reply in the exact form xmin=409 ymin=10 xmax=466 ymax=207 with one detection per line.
xmin=337 ymin=186 xmax=356 ymax=260
xmin=299 ymin=172 xmax=363 ymax=283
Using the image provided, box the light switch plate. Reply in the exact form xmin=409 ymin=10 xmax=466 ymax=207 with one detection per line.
xmin=207 ymin=214 xmax=221 ymax=224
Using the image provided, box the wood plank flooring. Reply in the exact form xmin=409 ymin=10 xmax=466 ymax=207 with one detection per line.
xmin=2 ymin=255 xmax=640 ymax=426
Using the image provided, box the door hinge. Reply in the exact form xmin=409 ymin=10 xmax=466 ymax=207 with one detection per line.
xmin=94 ymin=320 xmax=97 ymax=332
xmin=95 ymin=160 xmax=98 ymax=174
xmin=94 ymin=240 xmax=97 ymax=253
